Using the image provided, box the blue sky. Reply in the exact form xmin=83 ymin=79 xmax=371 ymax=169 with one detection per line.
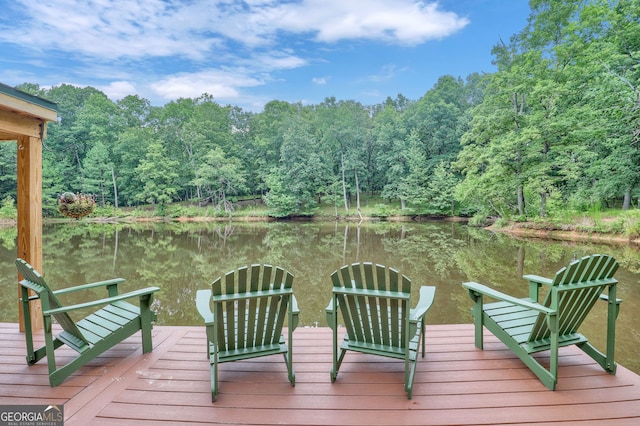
xmin=0 ymin=0 xmax=531 ymax=112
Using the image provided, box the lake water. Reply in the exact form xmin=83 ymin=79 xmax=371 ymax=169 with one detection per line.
xmin=1 ymin=221 xmax=638 ymax=374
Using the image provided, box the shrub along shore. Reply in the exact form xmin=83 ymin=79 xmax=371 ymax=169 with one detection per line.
xmin=2 ymin=199 xmax=639 ymax=246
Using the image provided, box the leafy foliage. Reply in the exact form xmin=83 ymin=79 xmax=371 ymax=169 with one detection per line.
xmin=4 ymin=1 xmax=638 ymax=221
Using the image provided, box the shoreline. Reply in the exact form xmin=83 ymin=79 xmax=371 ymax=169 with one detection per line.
xmin=487 ymin=223 xmax=640 ymax=246
xmin=2 ymin=216 xmax=638 ymax=247
xmin=0 ymin=214 xmax=468 ymax=227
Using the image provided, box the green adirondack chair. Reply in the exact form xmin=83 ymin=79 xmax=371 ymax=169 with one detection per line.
xmin=196 ymin=264 xmax=298 ymax=402
xmin=325 ymin=262 xmax=436 ymax=399
xmin=16 ymin=258 xmax=159 ymax=386
xmin=463 ymin=253 xmax=621 ymax=390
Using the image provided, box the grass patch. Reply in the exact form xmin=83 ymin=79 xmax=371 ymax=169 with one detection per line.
xmin=515 ymin=208 xmax=640 ymax=237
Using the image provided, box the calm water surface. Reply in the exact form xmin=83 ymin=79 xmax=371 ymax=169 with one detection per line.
xmin=1 ymin=221 xmax=638 ymax=374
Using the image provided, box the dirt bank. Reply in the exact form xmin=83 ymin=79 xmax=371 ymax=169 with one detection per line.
xmin=488 ymin=223 xmax=640 ymax=246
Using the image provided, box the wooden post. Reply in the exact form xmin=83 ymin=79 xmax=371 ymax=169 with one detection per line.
xmin=16 ymin=134 xmax=43 ymax=332
xmin=0 ymin=83 xmax=56 ymax=333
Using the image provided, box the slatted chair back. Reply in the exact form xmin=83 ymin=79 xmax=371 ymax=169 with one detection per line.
xmin=16 ymin=258 xmax=88 ymax=345
xmin=212 ymin=264 xmax=294 ymax=354
xmin=529 ymin=254 xmax=618 ymax=342
xmin=331 ymin=262 xmax=412 ymax=352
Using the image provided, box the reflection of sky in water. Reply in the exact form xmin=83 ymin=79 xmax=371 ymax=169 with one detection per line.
xmin=1 ymin=221 xmax=638 ymax=374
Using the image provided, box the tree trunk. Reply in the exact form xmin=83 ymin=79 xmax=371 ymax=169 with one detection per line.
xmin=74 ymin=146 xmax=84 ymax=186
xmin=355 ymin=224 xmax=361 ymax=261
xmin=540 ymin=192 xmax=547 ymax=217
xmin=342 ymin=224 xmax=348 ymax=263
xmin=517 ymin=245 xmax=524 ymax=277
xmin=517 ymin=185 xmax=525 ymax=216
xmin=354 ymin=168 xmax=362 ymax=221
xmin=98 ymin=170 xmax=106 ymax=207
xmin=112 ymin=228 xmax=119 ymax=272
xmin=333 ymin=180 xmax=338 ymax=217
xmin=111 ymin=167 xmax=119 ymax=209
xmin=623 ymin=189 xmax=631 ymax=210
xmin=341 ymin=152 xmax=349 ymax=213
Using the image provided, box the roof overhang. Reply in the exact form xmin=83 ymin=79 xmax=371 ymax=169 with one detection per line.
xmin=0 ymin=83 xmax=58 ymax=141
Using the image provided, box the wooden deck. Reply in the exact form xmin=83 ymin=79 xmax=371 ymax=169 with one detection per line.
xmin=1 ymin=322 xmax=640 ymax=425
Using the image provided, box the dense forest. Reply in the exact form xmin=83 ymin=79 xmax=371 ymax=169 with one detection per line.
xmin=2 ymin=0 xmax=639 ymax=221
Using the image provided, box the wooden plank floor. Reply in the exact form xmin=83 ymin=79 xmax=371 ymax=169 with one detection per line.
xmin=1 ymin=322 xmax=640 ymax=425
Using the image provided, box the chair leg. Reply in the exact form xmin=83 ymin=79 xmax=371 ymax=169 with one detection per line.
xmin=421 ymin=320 xmax=426 ymax=358
xmin=283 ymin=352 xmax=295 ymax=386
xmin=287 ymin=324 xmax=295 ymax=386
xmin=473 ymin=303 xmax=484 ymax=350
xmin=211 ymin=358 xmax=218 ymax=402
xmin=140 ymin=315 xmax=153 ymax=354
xmin=21 ymin=287 xmax=37 ymax=364
xmin=579 ymin=342 xmax=617 ymax=374
xmin=330 ymin=301 xmax=342 ymax=382
xmin=139 ymin=294 xmax=155 ymax=353
xmin=331 ymin=347 xmax=347 ymax=382
xmin=42 ymin=316 xmax=60 ymax=385
xmin=520 ymin=352 xmax=557 ymax=390
xmin=406 ymin=360 xmax=417 ymax=400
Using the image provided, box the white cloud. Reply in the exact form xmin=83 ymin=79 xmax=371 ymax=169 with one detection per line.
xmin=5 ymin=0 xmax=468 ymax=60
xmin=5 ymin=0 xmax=222 ymax=60
xmin=99 ymin=81 xmax=138 ymax=101
xmin=1 ymin=0 xmax=470 ymax=108
xmin=366 ymin=64 xmax=406 ymax=83
xmin=150 ymin=69 xmax=263 ymax=100
xmin=148 ymin=48 xmax=307 ymax=101
xmin=273 ymin=0 xmax=469 ymax=45
xmin=242 ymin=51 xmax=308 ymax=72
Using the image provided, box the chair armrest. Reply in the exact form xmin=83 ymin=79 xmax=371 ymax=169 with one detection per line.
xmin=290 ymin=294 xmax=300 ymax=330
xmin=52 ymin=278 xmax=126 ymax=296
xmin=599 ymin=294 xmax=622 ymax=304
xmin=325 ymin=298 xmax=334 ymax=312
xmin=410 ymin=286 xmax=436 ymax=321
xmin=325 ymin=298 xmax=337 ymax=329
xmin=463 ymin=281 xmax=554 ymax=314
xmin=524 ymin=274 xmax=553 ymax=301
xmin=45 ymin=287 xmax=159 ymax=315
xmin=196 ymin=289 xmax=214 ymax=324
xmin=523 ymin=274 xmax=553 ymax=286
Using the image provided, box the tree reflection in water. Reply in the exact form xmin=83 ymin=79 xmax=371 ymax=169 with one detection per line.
xmin=0 ymin=221 xmax=638 ymax=374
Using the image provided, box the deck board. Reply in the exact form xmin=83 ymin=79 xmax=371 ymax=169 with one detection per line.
xmin=1 ymin=322 xmax=639 ymax=425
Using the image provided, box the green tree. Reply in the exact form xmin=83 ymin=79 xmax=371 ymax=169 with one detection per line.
xmin=151 ymin=97 xmax=197 ymax=201
xmin=427 ymin=161 xmax=458 ymax=214
xmin=456 ymin=1 xmax=593 ymax=218
xmin=262 ymin=168 xmax=298 ymax=217
xmin=321 ymin=100 xmax=373 ymax=216
xmin=180 ymin=95 xmax=234 ymax=201
xmin=135 ymin=141 xmax=180 ymax=214
xmin=582 ymin=0 xmax=640 ymax=209
xmin=247 ymin=100 xmax=299 ymax=197
xmin=375 ymin=105 xmax=410 ymax=208
xmin=83 ymin=141 xmax=113 ymax=207
xmin=264 ymin=118 xmax=330 ymax=216
xmin=404 ymin=75 xmax=469 ymax=166
xmin=192 ymin=147 xmax=246 ymax=212
xmin=112 ymin=127 xmax=153 ymax=207
xmin=0 ymin=143 xmax=17 ymax=201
